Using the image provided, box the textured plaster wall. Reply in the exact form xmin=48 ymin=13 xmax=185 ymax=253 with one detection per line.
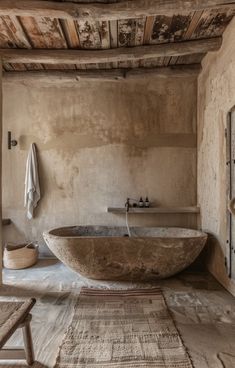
xmin=3 ymin=76 xmax=197 ymax=256
xmin=198 ymin=17 xmax=235 ymax=295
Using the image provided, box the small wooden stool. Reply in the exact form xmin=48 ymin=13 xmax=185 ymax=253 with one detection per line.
xmin=0 ymin=298 xmax=36 ymax=365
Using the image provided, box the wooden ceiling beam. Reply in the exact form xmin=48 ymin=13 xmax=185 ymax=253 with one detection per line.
xmin=3 ymin=64 xmax=201 ymax=83
xmin=0 ymin=1 xmax=235 ymax=21
xmin=0 ymin=38 xmax=221 ymax=65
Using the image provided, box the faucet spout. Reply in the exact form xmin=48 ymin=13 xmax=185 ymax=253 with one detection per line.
xmin=125 ymin=198 xmax=130 ymax=212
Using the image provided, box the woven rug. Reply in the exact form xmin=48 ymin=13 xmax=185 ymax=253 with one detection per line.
xmin=55 ymin=288 xmax=193 ymax=368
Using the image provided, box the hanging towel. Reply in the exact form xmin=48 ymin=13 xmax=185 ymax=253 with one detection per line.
xmin=24 ymin=143 xmax=41 ymax=219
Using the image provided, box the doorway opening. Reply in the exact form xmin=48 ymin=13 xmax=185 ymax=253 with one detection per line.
xmin=226 ymin=107 xmax=235 ymax=279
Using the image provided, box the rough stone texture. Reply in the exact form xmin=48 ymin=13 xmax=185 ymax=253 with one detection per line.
xmin=198 ymin=17 xmax=235 ymax=295
xmin=2 ymin=76 xmax=197 ymax=256
xmin=43 ymin=226 xmax=207 ymax=280
xmin=2 ymin=260 xmax=235 ymax=368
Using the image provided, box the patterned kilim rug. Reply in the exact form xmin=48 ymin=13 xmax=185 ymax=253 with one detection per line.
xmin=55 ymin=288 xmax=193 ymax=368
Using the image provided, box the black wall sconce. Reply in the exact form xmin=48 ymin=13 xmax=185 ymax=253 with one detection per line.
xmin=8 ymin=131 xmax=18 ymax=149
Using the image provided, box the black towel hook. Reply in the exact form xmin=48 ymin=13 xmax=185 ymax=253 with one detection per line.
xmin=8 ymin=131 xmax=18 ymax=149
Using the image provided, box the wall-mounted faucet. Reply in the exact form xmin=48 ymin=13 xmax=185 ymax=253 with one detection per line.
xmin=125 ymin=198 xmax=139 ymax=212
xmin=125 ymin=198 xmax=130 ymax=212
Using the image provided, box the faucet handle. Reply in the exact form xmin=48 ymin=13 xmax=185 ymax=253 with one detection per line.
xmin=125 ymin=198 xmax=130 ymax=206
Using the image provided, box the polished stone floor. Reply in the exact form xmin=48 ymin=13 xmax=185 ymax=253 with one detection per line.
xmin=0 ymin=259 xmax=235 ymax=368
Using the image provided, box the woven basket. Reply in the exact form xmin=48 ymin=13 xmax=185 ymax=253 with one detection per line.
xmin=3 ymin=243 xmax=39 ymax=270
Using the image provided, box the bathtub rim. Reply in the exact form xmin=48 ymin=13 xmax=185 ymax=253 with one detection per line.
xmin=43 ymin=226 xmax=208 ymax=241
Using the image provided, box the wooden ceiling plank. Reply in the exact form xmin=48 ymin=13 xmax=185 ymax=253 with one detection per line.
xmin=150 ymin=13 xmax=195 ymax=44
xmin=168 ymin=13 xmax=193 ymax=41
xmin=140 ymin=56 xmax=173 ymax=68
xmin=19 ymin=16 xmax=67 ymax=48
xmin=177 ymin=52 xmax=205 ymax=64
xmin=97 ymin=21 xmax=112 ymax=69
xmin=193 ymin=7 xmax=235 ymax=38
xmin=192 ymin=9 xmax=220 ymax=38
xmin=180 ymin=10 xmax=217 ymax=64
xmin=75 ymin=63 xmax=87 ymax=69
xmin=9 ymin=62 xmax=27 ymax=70
xmin=120 ymin=59 xmax=141 ymax=68
xmin=168 ymin=56 xmax=179 ymax=65
xmin=35 ymin=17 xmax=67 ymax=47
xmin=81 ymin=62 xmax=99 ymax=69
xmin=60 ymin=19 xmax=80 ymax=48
xmin=141 ymin=57 xmax=162 ymax=68
xmin=183 ymin=11 xmax=204 ymax=39
xmin=142 ymin=56 xmax=165 ymax=67
xmin=109 ymin=20 xmax=118 ymax=67
xmin=77 ymin=19 xmax=101 ymax=49
xmin=99 ymin=21 xmax=110 ymax=49
xmin=109 ymin=20 xmax=118 ymax=48
xmin=3 ymin=62 xmax=14 ymax=71
xmin=109 ymin=20 xmax=118 ymax=68
xmin=24 ymin=62 xmax=44 ymax=70
xmin=95 ymin=62 xmax=112 ymax=69
xmin=163 ymin=56 xmax=171 ymax=66
xmin=44 ymin=63 xmax=76 ymax=70
xmin=118 ymin=19 xmax=137 ymax=47
xmin=157 ymin=56 xmax=165 ymax=66
xmin=3 ymin=64 xmax=201 ymax=83
xmin=190 ymin=8 xmax=234 ymax=39
xmin=118 ymin=60 xmax=132 ymax=68
xmin=0 ymin=15 xmax=31 ymax=48
xmin=151 ymin=15 xmax=173 ymax=43
xmin=135 ymin=18 xmax=146 ymax=45
xmin=0 ymin=37 xmax=222 ymax=64
xmin=215 ymin=7 xmax=235 ymax=34
xmin=143 ymin=16 xmax=155 ymax=44
xmin=0 ymin=1 xmax=235 ymax=21
xmin=140 ymin=56 xmax=172 ymax=67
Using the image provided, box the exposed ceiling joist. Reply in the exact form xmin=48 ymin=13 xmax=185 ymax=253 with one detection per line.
xmin=3 ymin=64 xmax=201 ymax=83
xmin=0 ymin=38 xmax=221 ymax=65
xmin=0 ymin=0 xmax=235 ymax=21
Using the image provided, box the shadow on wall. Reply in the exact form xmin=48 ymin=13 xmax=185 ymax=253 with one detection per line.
xmin=3 ymin=222 xmax=26 ymax=245
xmin=31 ymin=143 xmax=44 ymax=220
xmin=205 ymin=233 xmax=230 ymax=285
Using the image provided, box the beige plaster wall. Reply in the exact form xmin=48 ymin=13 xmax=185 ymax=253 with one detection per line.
xmin=198 ymin=17 xmax=235 ymax=295
xmin=3 ymin=76 xmax=197 ymax=256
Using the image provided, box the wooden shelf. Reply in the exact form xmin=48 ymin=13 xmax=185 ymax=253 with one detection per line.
xmin=107 ymin=207 xmax=200 ymax=214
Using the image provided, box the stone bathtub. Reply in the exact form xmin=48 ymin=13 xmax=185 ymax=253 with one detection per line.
xmin=43 ymin=226 xmax=207 ymax=281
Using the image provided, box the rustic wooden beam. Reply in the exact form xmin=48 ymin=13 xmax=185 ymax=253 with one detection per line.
xmin=0 ymin=1 xmax=235 ymax=21
xmin=0 ymin=38 xmax=221 ymax=65
xmin=3 ymin=64 xmax=201 ymax=83
xmin=0 ymin=349 xmax=25 ymax=360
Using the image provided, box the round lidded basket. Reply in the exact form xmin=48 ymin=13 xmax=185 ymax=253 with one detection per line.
xmin=3 ymin=242 xmax=39 ymax=270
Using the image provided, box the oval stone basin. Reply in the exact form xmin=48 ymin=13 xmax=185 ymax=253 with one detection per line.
xmin=43 ymin=226 xmax=208 ymax=281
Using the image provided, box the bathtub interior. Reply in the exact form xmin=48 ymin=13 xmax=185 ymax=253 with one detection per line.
xmin=48 ymin=226 xmax=207 ymax=239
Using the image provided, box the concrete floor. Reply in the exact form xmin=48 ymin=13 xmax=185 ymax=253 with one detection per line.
xmin=0 ymin=259 xmax=235 ymax=368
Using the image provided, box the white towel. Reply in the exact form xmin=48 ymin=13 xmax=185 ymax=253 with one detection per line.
xmin=24 ymin=143 xmax=41 ymax=219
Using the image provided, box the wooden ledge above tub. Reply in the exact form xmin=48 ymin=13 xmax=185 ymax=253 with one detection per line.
xmin=107 ymin=207 xmax=200 ymax=214
xmin=2 ymin=218 xmax=11 ymax=226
